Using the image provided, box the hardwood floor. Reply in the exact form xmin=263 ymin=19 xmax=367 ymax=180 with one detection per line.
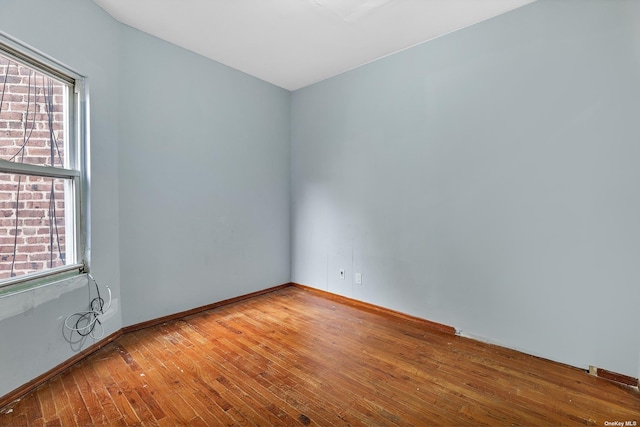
xmin=1 ymin=286 xmax=638 ymax=426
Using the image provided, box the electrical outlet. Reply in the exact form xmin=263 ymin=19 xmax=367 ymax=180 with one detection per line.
xmin=355 ymin=272 xmax=362 ymax=284
xmin=339 ymin=269 xmax=345 ymax=280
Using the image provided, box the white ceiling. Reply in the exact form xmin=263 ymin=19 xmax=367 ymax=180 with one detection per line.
xmin=93 ymin=0 xmax=536 ymax=91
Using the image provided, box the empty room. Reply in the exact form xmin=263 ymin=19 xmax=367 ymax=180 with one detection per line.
xmin=1 ymin=0 xmax=639 ymax=425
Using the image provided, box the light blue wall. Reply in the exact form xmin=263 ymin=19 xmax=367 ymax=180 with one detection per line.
xmin=0 ymin=0 xmax=291 ymax=398
xmin=291 ymin=0 xmax=640 ymax=377
xmin=0 ymin=0 xmax=122 ymax=396
xmin=117 ymin=27 xmax=291 ymax=326
xmin=1 ymin=0 xmax=639 ymax=400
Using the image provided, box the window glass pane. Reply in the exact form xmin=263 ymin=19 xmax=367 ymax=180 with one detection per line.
xmin=0 ymin=173 xmax=74 ymax=280
xmin=0 ymin=53 xmax=67 ymax=168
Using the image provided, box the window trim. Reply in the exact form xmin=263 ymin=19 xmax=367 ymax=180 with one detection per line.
xmin=0 ymin=159 xmax=80 ymax=179
xmin=0 ymin=31 xmax=90 ymax=291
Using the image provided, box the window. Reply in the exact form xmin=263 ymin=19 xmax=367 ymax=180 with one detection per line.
xmin=0 ymin=33 xmax=88 ymax=290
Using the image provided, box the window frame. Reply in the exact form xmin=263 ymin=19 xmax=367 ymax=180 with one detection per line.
xmin=0 ymin=31 xmax=90 ymax=291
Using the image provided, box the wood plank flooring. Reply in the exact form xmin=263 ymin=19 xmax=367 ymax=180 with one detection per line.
xmin=1 ymin=286 xmax=639 ymax=426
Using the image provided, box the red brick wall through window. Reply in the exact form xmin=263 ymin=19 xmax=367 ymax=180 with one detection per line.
xmin=0 ymin=57 xmax=68 ymax=280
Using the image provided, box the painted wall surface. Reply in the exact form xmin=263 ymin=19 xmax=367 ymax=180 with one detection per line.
xmin=1 ymin=0 xmax=639 ymax=399
xmin=117 ymin=27 xmax=291 ymax=326
xmin=0 ymin=0 xmax=290 ymax=397
xmin=291 ymin=0 xmax=640 ymax=377
xmin=0 ymin=0 xmax=122 ymax=396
